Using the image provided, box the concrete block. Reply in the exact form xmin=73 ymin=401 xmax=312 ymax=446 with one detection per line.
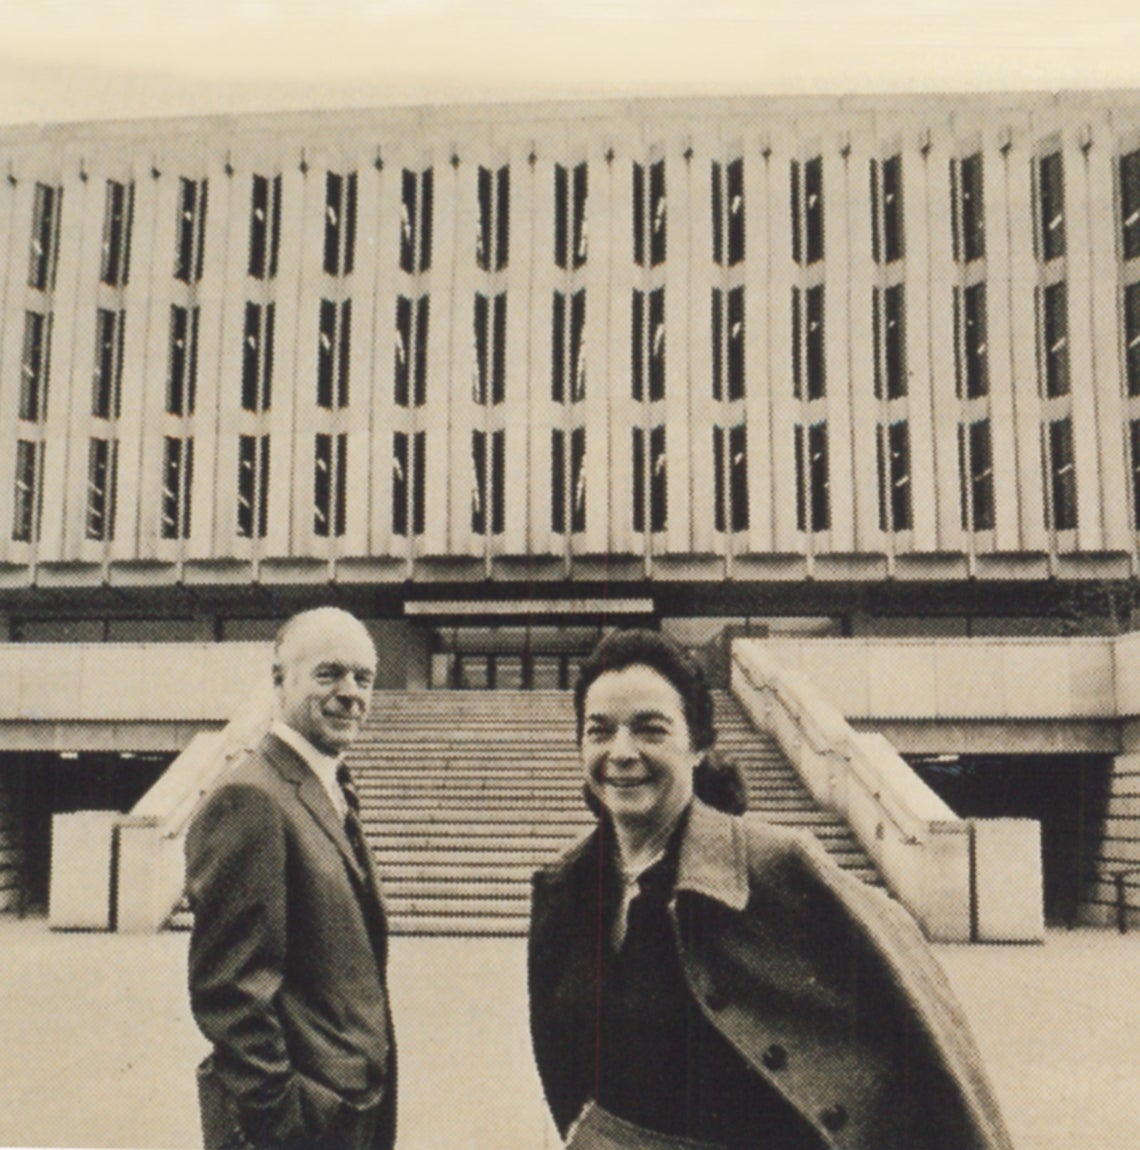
xmin=973 ymin=818 xmax=1045 ymax=943
xmin=48 ymin=811 xmax=120 ymax=931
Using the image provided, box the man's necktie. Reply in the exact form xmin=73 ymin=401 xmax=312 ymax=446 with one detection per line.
xmin=336 ymin=762 xmax=372 ymax=874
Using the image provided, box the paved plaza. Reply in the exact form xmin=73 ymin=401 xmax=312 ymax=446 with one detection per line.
xmin=0 ymin=919 xmax=1137 ymax=1149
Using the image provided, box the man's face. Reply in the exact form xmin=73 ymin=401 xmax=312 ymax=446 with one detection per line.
xmin=276 ymin=615 xmax=377 ymax=755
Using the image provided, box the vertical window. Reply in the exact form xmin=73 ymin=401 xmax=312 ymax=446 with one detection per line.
xmin=792 ymin=286 xmax=826 ymax=400
xmin=713 ymin=424 xmax=749 ymax=533
xmin=1040 ymin=281 xmax=1070 ymax=398
xmin=175 ymin=177 xmax=208 ymax=284
xmin=313 ymin=432 xmax=347 ymax=538
xmin=324 ymin=172 xmax=358 ymax=277
xmin=554 ymin=162 xmax=588 ymax=270
xmin=632 ymin=425 xmax=667 ymax=533
xmin=85 ymin=437 xmax=118 ymax=541
xmin=791 ymin=157 xmax=824 ymax=266
xmin=28 ymin=182 xmax=62 ymax=291
xmin=1120 ymin=150 xmax=1140 ymax=262
xmin=873 ymin=284 xmax=907 ymax=399
xmin=392 ymin=430 xmax=426 ymax=537
xmin=952 ymin=153 xmax=985 ymax=262
xmin=242 ymin=302 xmax=275 ymax=413
xmin=954 ymin=283 xmax=989 ymax=398
xmin=167 ymin=304 xmax=199 ymax=416
xmin=92 ymin=308 xmax=125 ymax=419
xmin=471 ymin=428 xmax=505 ymax=535
xmin=633 ymin=159 xmax=667 ymax=268
xmin=1038 ymin=151 xmax=1066 ymax=261
xmin=19 ymin=311 xmax=52 ymax=422
xmin=711 ymin=158 xmax=745 ymax=267
xmin=551 ymin=427 xmax=587 ymax=536
xmin=1125 ymin=281 xmax=1140 ymax=396
xmin=317 ymin=298 xmax=351 ymax=409
xmin=958 ymin=418 xmax=995 ymax=531
xmin=12 ymin=440 xmax=42 ymax=543
xmin=794 ymin=422 xmax=830 ymax=533
xmin=248 ymin=173 xmax=282 ymax=280
xmin=1046 ymin=417 xmax=1077 ymax=531
xmin=1130 ymin=420 xmax=1140 ymax=530
xmin=877 ymin=420 xmax=913 ymax=532
xmin=394 ymin=295 xmax=430 ymax=408
xmin=473 ymin=292 xmax=507 ymax=405
xmin=477 ymin=165 xmax=510 ymax=272
xmin=100 ymin=180 xmax=134 ymax=288
xmin=161 ymin=436 xmax=194 ymax=540
xmin=871 ymin=154 xmax=905 ymax=264
xmin=631 ymin=288 xmax=666 ymax=401
xmin=237 ymin=434 xmax=270 ymax=539
xmin=711 ymin=286 xmax=745 ymax=401
xmin=401 ymin=168 xmax=434 ymax=274
xmin=552 ymin=290 xmax=586 ymax=403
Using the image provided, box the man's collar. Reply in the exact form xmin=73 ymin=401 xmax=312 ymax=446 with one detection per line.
xmin=673 ymin=798 xmax=751 ymax=911
xmin=269 ymin=719 xmax=342 ymax=780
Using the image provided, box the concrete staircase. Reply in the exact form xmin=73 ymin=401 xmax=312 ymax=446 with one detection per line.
xmin=169 ymin=689 xmax=881 ymax=933
xmin=353 ymin=689 xmax=881 ymax=936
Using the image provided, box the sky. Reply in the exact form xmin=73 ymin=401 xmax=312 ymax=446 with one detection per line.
xmin=0 ymin=0 xmax=1137 ymax=125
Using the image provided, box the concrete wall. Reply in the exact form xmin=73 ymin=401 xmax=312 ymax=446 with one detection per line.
xmin=0 ymin=642 xmax=270 ymax=727
xmin=761 ymin=637 xmax=1117 ymax=721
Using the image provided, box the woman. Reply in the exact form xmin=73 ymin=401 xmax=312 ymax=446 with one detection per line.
xmin=528 ymin=629 xmax=1012 ymax=1150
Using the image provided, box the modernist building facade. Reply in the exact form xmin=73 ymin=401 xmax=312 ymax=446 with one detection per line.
xmin=3 ymin=92 xmax=1140 ymax=917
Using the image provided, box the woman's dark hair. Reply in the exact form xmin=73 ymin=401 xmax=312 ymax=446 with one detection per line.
xmin=574 ymin=628 xmax=748 ymax=816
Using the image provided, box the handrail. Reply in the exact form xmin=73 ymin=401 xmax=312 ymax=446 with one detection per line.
xmin=730 ymin=638 xmax=1045 ymax=943
xmin=767 ymin=669 xmax=951 ymax=846
xmin=1088 ymin=864 xmax=1140 ymax=933
xmin=115 ymin=688 xmax=274 ymax=932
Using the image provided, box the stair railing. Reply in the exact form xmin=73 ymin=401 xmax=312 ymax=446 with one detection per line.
xmin=115 ymin=688 xmax=274 ymax=932
xmin=731 ymin=640 xmax=1044 ymax=943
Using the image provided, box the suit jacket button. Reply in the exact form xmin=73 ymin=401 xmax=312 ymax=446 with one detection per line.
xmin=820 ymin=1103 xmax=848 ymax=1132
xmin=762 ymin=1043 xmax=788 ymax=1071
xmin=704 ymin=986 xmax=730 ymax=1011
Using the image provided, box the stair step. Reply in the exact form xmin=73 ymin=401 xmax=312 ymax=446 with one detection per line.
xmin=169 ymin=688 xmax=885 ymax=935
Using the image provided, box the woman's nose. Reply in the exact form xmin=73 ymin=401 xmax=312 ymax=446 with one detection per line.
xmin=608 ymin=725 xmax=638 ymax=761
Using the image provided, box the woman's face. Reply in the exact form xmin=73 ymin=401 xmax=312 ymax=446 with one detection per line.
xmin=581 ymin=664 xmax=699 ymax=834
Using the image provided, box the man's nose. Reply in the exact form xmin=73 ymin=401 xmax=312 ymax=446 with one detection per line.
xmin=334 ymin=673 xmax=366 ymax=701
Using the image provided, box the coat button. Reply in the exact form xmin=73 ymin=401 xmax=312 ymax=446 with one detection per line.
xmin=704 ymin=986 xmax=730 ymax=1011
xmin=761 ymin=1044 xmax=788 ymax=1071
xmin=820 ymin=1103 xmax=848 ymax=1132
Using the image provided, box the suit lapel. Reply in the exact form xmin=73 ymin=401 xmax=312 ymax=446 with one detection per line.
xmin=263 ymin=733 xmax=368 ymax=887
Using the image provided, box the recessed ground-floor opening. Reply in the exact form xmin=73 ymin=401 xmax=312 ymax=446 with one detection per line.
xmin=908 ymin=753 xmax=1113 ymax=927
xmin=0 ymin=753 xmax=172 ymax=917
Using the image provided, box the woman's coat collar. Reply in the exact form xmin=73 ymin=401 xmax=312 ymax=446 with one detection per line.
xmin=673 ymin=799 xmax=751 ymax=911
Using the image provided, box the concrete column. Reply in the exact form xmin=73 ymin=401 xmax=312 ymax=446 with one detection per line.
xmin=48 ymin=810 xmax=119 ymax=930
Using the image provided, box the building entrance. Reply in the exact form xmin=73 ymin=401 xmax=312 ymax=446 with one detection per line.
xmin=427 ymin=625 xmax=607 ymax=690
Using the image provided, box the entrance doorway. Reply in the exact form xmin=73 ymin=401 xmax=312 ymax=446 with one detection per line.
xmin=427 ymin=625 xmax=606 ymax=690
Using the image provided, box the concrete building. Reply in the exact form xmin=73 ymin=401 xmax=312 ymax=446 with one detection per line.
xmin=2 ymin=92 xmax=1140 ymax=931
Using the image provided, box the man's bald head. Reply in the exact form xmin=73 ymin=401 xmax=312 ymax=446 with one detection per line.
xmin=273 ymin=608 xmax=377 ymax=755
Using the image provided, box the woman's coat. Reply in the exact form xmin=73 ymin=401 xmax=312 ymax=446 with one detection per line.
xmin=529 ymin=799 xmax=1013 ymax=1150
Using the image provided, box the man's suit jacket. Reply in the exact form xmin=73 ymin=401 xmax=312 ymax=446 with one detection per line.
xmin=185 ymin=731 xmax=396 ymax=1150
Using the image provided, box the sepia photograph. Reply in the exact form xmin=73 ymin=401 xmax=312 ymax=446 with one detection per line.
xmin=1 ymin=2 xmax=1139 ymax=1147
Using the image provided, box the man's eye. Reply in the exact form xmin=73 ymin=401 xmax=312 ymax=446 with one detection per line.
xmin=585 ymin=725 xmax=610 ymax=741
xmin=355 ymin=672 xmax=375 ymax=689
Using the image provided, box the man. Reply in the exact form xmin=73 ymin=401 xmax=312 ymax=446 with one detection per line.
xmin=185 ymin=607 xmax=396 ymax=1150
